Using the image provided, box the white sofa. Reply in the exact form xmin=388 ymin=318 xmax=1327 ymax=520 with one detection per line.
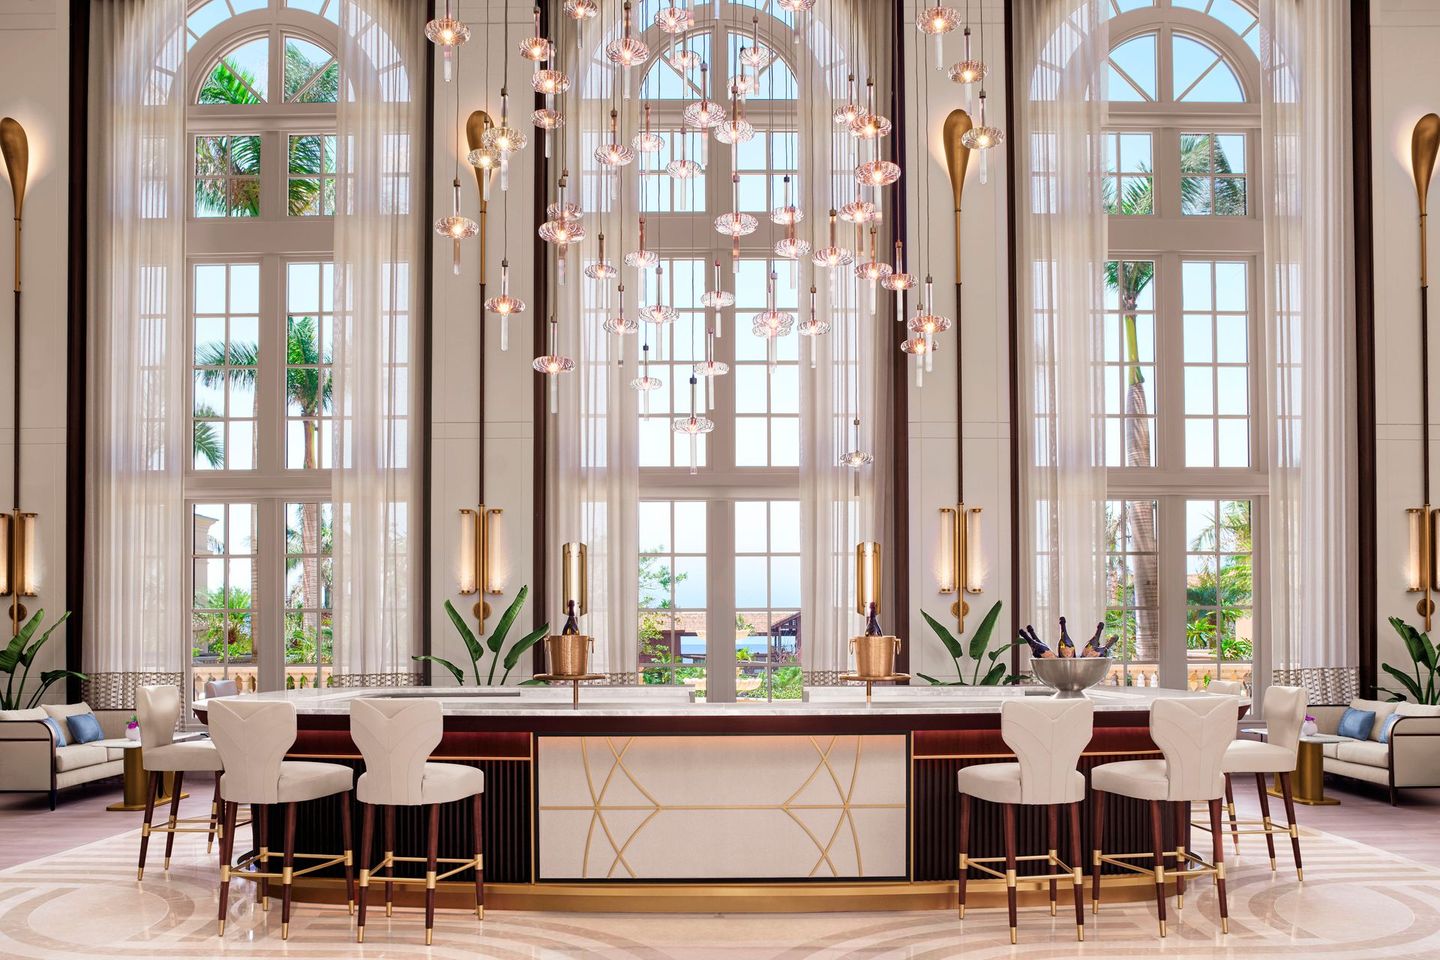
xmin=0 ymin=703 xmax=131 ymax=809
xmin=1309 ymin=698 xmax=1440 ymax=804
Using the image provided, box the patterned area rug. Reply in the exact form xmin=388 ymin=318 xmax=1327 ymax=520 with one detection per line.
xmin=1 ymin=821 xmax=1436 ymax=959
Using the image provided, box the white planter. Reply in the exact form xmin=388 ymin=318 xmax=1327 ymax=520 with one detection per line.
xmin=125 ymin=726 xmax=141 ymax=742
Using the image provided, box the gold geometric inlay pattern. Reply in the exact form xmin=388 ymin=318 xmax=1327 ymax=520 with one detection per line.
xmin=539 ymin=736 xmax=906 ymax=879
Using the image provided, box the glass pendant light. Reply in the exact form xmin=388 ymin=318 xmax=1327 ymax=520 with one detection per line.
xmin=752 ymin=268 xmax=794 ymax=368
xmin=532 ymin=107 xmax=564 ymax=159
xmin=797 ymin=284 xmax=831 ymax=368
xmin=425 ymin=0 xmax=469 ymax=83
xmin=833 ymin=73 xmax=862 ymax=126
xmin=564 ymin=0 xmax=598 ymax=52
xmin=960 ymin=88 xmax=1004 ymax=185
xmin=594 ymin=107 xmax=635 ymax=169
xmin=435 ymin=178 xmax=479 ymax=276
xmin=908 ymin=275 xmax=951 ymax=372
xmin=668 ymin=46 xmax=702 ymax=72
xmin=778 ymin=0 xmax=816 ymax=42
xmin=739 ymin=14 xmax=770 ymax=68
xmin=640 ymin=264 xmax=678 ymax=325
xmin=683 ymin=63 xmax=727 ymax=129
xmin=715 ymin=173 xmax=758 ymax=241
xmin=812 ymin=209 xmax=854 ymax=268
xmin=839 ymin=199 xmax=879 ymax=227
xmin=481 ymin=89 xmax=527 ymax=192
xmin=667 ymin=127 xmax=702 ymax=179
xmin=624 ymin=215 xmax=659 ymax=270
xmin=900 ymin=331 xmax=938 ymax=386
xmin=604 ymin=282 xmax=638 ymax=335
xmin=855 ymin=225 xmax=893 ymax=313
xmin=772 ymin=174 xmax=804 ymax=225
xmin=532 ymin=68 xmax=571 ymax=96
xmin=466 ymin=144 xmax=500 ymax=202
xmin=856 ymin=153 xmax=902 ymax=189
xmin=697 ymin=328 xmax=728 ymax=409
xmin=849 ymin=79 xmax=892 ymax=141
xmin=585 ymin=232 xmax=618 ymax=280
xmin=881 ymin=239 xmax=917 ymax=300
xmin=654 ymin=3 xmax=694 ymax=35
xmin=672 ymin=365 xmax=715 ymax=476
xmin=532 ymin=315 xmax=575 ymax=415
xmin=948 ymin=8 xmax=987 ymax=114
xmin=605 ymin=1 xmax=651 ymax=100
xmin=633 ymin=102 xmax=665 ymax=155
xmin=484 ymin=259 xmax=526 ymax=352
xmin=631 ymin=338 xmax=663 ymax=418
xmin=915 ymin=5 xmax=959 ymax=71
xmin=714 ymin=104 xmax=755 ymax=145
xmin=517 ymin=6 xmax=552 ymax=63
xmin=701 ymin=258 xmax=733 ymax=338
xmin=839 ymin=444 xmax=875 ymax=469
xmin=537 ymin=172 xmax=585 ymax=285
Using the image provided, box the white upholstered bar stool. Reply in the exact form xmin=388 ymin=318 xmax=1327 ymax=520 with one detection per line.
xmin=135 ymin=685 xmax=225 ymax=878
xmin=1216 ymin=684 xmax=1307 ymax=877
xmin=1091 ymin=696 xmax=1238 ymax=937
xmin=350 ymin=698 xmax=486 ymax=946
xmin=208 ymin=699 xmax=356 ymax=939
xmin=957 ymin=698 xmax=1094 ymax=944
xmin=1203 ymin=680 xmax=1247 ymax=844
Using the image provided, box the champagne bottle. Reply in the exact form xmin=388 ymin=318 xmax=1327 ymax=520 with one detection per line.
xmin=1021 ymin=625 xmax=1056 ymax=659
xmin=1081 ymin=622 xmax=1105 ymax=657
xmin=561 ymin=600 xmax=581 ymax=636
xmin=1058 ymin=617 xmax=1076 ymax=657
xmin=864 ymin=601 xmax=883 ymax=637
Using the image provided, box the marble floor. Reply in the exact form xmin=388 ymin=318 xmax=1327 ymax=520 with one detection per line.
xmin=2 ymin=811 xmax=1439 ymax=959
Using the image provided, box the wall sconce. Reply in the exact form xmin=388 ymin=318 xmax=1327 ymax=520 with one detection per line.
xmin=856 ymin=541 xmax=882 ymax=625
xmin=458 ymin=506 xmax=503 ymax=629
xmin=561 ymin=541 xmax=588 ymax=619
xmin=1 ymin=511 xmax=38 ymax=634
xmin=938 ymin=505 xmax=983 ymax=631
xmin=1408 ymin=506 xmax=1438 ymax=630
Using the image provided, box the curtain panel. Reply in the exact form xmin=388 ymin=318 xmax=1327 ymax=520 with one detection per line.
xmin=330 ymin=0 xmax=428 ymax=685
xmin=1012 ymin=0 xmax=1109 ymax=653
xmin=83 ymin=0 xmax=189 ymax=711
xmin=1260 ymin=0 xmax=1356 ymax=673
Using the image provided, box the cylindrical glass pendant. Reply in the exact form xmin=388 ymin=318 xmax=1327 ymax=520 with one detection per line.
xmin=500 ymin=316 xmax=510 ymax=352
xmin=452 ymin=238 xmax=461 ymax=276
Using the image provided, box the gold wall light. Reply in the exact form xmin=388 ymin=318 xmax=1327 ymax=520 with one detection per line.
xmin=561 ymin=541 xmax=588 ymax=618
xmin=1410 ymin=114 xmax=1440 ymax=632
xmin=2 ymin=511 xmax=38 ymax=635
xmin=856 ymin=541 xmax=882 ymax=621
xmin=458 ymin=506 xmax=504 ymax=629
xmin=938 ymin=505 xmax=984 ymax=631
xmin=1408 ymin=507 xmax=1439 ymax=629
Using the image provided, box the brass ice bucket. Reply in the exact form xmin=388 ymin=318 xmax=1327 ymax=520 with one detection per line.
xmin=546 ymin=634 xmax=594 ymax=677
xmin=850 ymin=635 xmax=901 ymax=679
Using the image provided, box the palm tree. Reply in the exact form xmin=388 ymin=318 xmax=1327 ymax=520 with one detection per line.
xmin=193 ymin=404 xmax=224 ymax=468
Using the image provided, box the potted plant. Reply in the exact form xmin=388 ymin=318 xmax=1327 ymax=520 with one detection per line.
xmin=0 ymin=609 xmax=83 ymax=710
xmin=125 ymin=715 xmax=141 ymax=741
xmin=413 ymin=586 xmax=549 ymax=686
xmin=917 ymin=601 xmax=1021 ymax=686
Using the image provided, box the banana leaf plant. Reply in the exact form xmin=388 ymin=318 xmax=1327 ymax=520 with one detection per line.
xmin=1381 ymin=616 xmax=1440 ymax=704
xmin=917 ymin=601 xmax=1020 ymax=686
xmin=0 ymin=609 xmax=84 ymax=710
xmin=413 ymin=586 xmax=548 ymax=686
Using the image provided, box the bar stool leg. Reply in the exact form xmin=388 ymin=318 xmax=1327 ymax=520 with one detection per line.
xmin=1069 ymin=801 xmax=1084 ymax=941
xmin=1254 ymin=773 xmax=1277 ymax=870
xmin=1278 ymin=770 xmax=1303 ymax=881
xmin=424 ymin=803 xmax=440 ymax=945
xmin=280 ymin=801 xmax=297 ymax=940
xmin=137 ymin=771 xmax=160 ymax=880
xmin=357 ymin=803 xmax=375 ymax=943
xmin=1171 ymin=800 xmax=1186 ymax=909
xmin=1003 ymin=803 xmax=1018 ymax=944
xmin=1046 ymin=804 xmax=1059 ymax=916
xmin=383 ymin=804 xmax=396 ymax=918
xmin=956 ymin=792 xmax=970 ymax=920
xmin=207 ymin=775 xmax=221 ymax=854
xmin=217 ymin=800 xmax=238 ymax=936
xmin=1090 ymin=788 xmax=1106 ymax=914
xmin=341 ymin=791 xmax=356 ymax=915
xmin=472 ymin=792 xmax=485 ymax=920
xmin=1149 ymin=800 xmax=1167 ymax=938
xmin=163 ymin=771 xmax=185 ymax=869
xmin=1209 ymin=797 xmax=1230 ymax=934
xmin=257 ymin=804 xmax=270 ymax=910
xmin=1224 ymin=774 xmax=1240 ymax=853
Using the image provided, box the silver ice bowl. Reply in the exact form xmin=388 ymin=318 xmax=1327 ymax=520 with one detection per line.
xmin=1030 ymin=657 xmax=1111 ymax=698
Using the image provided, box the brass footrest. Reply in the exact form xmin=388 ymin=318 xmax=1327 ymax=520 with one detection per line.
xmin=962 ymin=853 xmax=1080 ymax=885
xmin=1095 ymin=848 xmax=1224 ymax=883
xmin=227 ymin=849 xmax=352 ymax=884
xmin=1192 ymin=816 xmax=1298 ymax=838
xmin=360 ymin=853 xmax=482 ymax=887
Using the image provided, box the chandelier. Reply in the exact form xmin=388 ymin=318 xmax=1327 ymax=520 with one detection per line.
xmin=797 ymin=284 xmax=831 ymax=368
xmin=960 ymin=88 xmax=1004 ymax=184
xmin=701 ymin=258 xmax=733 ymax=338
xmin=594 ymin=108 xmax=635 ymax=168
xmin=684 ymin=64 xmax=727 ymax=128
xmin=483 ymin=259 xmax=526 ymax=352
xmin=533 ymin=316 xmax=576 ymax=415
xmin=425 ymin=0 xmax=469 ymax=83
xmin=655 ymin=4 xmax=695 ymax=35
xmin=585 ymin=232 xmax=618 ymax=280
xmin=481 ymin=90 xmax=526 ymax=192
xmin=434 ymin=178 xmax=478 ymax=276
xmin=640 ymin=265 xmax=677 ymax=325
xmin=624 ymin=215 xmax=659 ymax=270
xmin=537 ymin=172 xmax=584 ymax=284
xmin=632 ymin=339 xmax=664 ymax=417
xmin=603 ymin=282 xmax=637 ymax=336
xmin=882 ymin=239 xmax=917 ymax=298
xmin=633 ymin=103 xmax=665 ymax=154
xmin=813 ymin=209 xmax=854 ymax=268
xmin=855 ymin=225 xmax=893 ymax=312
xmin=605 ymin=1 xmax=651 ymax=99
xmin=915 ymin=5 xmax=959 ymax=71
xmin=517 ymin=7 xmax=552 ymax=63
xmin=849 ymin=80 xmax=892 ymax=141
xmin=667 ymin=128 xmax=702 ymax=179
xmin=833 ymin=74 xmax=862 ymax=126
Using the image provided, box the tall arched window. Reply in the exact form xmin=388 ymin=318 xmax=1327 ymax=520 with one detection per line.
xmin=1098 ymin=0 xmax=1263 ymax=691
xmin=184 ymin=0 xmax=339 ymax=698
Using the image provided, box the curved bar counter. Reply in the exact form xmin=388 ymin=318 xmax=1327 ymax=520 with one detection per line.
xmin=196 ymin=685 xmax=1207 ymax=913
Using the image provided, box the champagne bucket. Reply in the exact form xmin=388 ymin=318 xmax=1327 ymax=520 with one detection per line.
xmin=850 ymin=635 xmax=901 ymax=679
xmin=1031 ymin=657 xmax=1110 ymax=698
xmin=546 ymin=634 xmax=593 ymax=677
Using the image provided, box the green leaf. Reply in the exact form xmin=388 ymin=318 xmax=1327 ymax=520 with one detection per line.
xmin=1382 ymin=662 xmax=1424 ymax=702
xmin=412 ymin=654 xmax=464 ymax=685
xmin=967 ymin=601 xmax=1004 ymax=662
xmin=519 ymin=678 xmax=548 ymax=686
xmin=21 ymin=611 xmax=71 ymax=668
xmin=921 ymin=610 xmax=966 ymax=661
xmin=443 ymin=600 xmax=484 ymax=674
xmin=24 ymin=670 xmax=87 ymax=710
xmin=988 ymin=640 xmax=1017 ymax=661
xmin=0 ymin=609 xmax=43 ymax=674
xmin=487 ymin=586 xmax=529 ymax=655
xmin=503 ymin=624 xmax=549 ymax=672
xmin=917 ymin=672 xmax=965 ymax=686
xmin=978 ymin=662 xmax=1008 ymax=686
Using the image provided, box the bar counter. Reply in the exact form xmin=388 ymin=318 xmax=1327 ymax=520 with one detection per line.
xmin=196 ymin=685 xmax=1204 ymax=912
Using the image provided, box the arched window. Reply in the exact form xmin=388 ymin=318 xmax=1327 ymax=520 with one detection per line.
xmin=1097 ymin=0 xmax=1263 ymax=693
xmin=184 ymin=0 xmax=339 ymax=699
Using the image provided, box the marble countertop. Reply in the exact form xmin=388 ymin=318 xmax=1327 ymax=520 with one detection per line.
xmin=199 ymin=683 xmax=1213 ymax=718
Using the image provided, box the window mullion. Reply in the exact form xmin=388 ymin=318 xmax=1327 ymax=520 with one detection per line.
xmin=1157 ymin=494 xmax=1188 ymax=689
xmin=708 ymin=498 xmax=737 ymax=703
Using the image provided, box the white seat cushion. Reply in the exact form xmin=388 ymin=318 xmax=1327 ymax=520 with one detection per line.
xmin=420 ymin=762 xmax=485 ymax=805
xmin=1333 ymin=738 xmax=1389 ymax=768
xmin=53 ymin=743 xmax=110 ymax=773
xmin=144 ymin=740 xmax=223 ymax=773
xmin=264 ymin=760 xmax=353 ymax=804
xmin=1091 ymin=759 xmax=1171 ymax=800
xmin=1223 ymin=739 xmax=1296 ymax=775
xmin=956 ymin=762 xmax=1083 ymax=806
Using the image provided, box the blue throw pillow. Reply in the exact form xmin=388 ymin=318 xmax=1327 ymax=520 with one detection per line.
xmin=65 ymin=712 xmax=104 ymax=744
xmin=1337 ymin=707 xmax=1377 ymax=741
xmin=40 ymin=716 xmax=68 ymax=747
xmin=1379 ymin=712 xmax=1405 ymax=744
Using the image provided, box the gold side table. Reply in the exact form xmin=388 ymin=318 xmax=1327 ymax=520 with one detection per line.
xmin=1269 ymin=734 xmax=1341 ymax=807
xmin=106 ymin=741 xmax=189 ymax=812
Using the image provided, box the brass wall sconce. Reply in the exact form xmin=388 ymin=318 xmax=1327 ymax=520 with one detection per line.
xmin=1 ymin=511 xmax=38 ymax=634
xmin=561 ymin=541 xmax=587 ymax=619
xmin=1411 ymin=112 xmax=1440 ymax=631
xmin=458 ymin=506 xmax=503 ymax=629
xmin=3 ymin=117 xmax=33 ymax=638
xmin=938 ymin=505 xmax=983 ymax=631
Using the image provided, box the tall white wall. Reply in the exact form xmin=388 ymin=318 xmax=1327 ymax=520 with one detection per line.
xmin=0 ymin=0 xmax=70 ymax=703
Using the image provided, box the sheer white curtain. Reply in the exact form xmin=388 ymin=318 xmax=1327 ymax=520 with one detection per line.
xmin=796 ymin=1 xmax=893 ymax=683
xmin=549 ymin=6 xmax=640 ymax=682
xmin=330 ymin=0 xmax=426 ymax=685
xmin=83 ymin=0 xmax=188 ymax=710
xmin=1014 ymin=0 xmax=1108 ymax=645
xmin=1261 ymin=0 xmax=1355 ymax=672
